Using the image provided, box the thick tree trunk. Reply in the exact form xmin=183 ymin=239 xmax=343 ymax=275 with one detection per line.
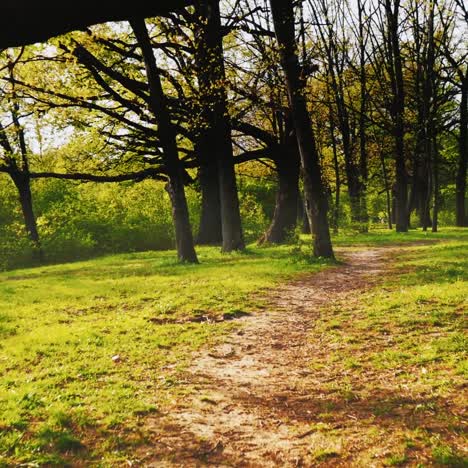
xmin=270 ymin=0 xmax=334 ymax=258
xmin=194 ymin=0 xmax=244 ymax=252
xmin=261 ymin=147 xmax=300 ymax=244
xmin=196 ymin=147 xmax=222 ymax=245
xmin=164 ymin=178 xmax=199 ymax=261
xmin=131 ymin=18 xmax=198 ymax=263
xmin=385 ymin=0 xmax=408 ymax=232
xmin=456 ymin=72 xmax=467 ymax=226
xmin=393 ymin=84 xmax=408 ymax=232
xmin=425 ymin=4 xmax=437 ymax=233
xmin=432 ymin=139 xmax=439 ymax=232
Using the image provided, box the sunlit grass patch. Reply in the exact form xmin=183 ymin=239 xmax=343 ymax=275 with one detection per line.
xmin=0 ymin=242 xmax=330 ymax=465
xmin=331 ymin=226 xmax=467 ymax=247
xmin=305 ymin=228 xmax=468 ymax=465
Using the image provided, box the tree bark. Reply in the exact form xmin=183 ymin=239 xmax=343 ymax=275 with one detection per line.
xmin=425 ymin=3 xmax=437 ymax=232
xmin=10 ymin=170 xmax=43 ymax=261
xmin=260 ymin=143 xmax=300 ymax=244
xmin=297 ymin=193 xmax=311 ymax=234
xmin=456 ymin=71 xmax=467 ymax=226
xmin=379 ymin=149 xmax=393 ymax=230
xmin=194 ymin=0 xmax=244 ymax=252
xmin=196 ymin=159 xmax=222 ymax=244
xmin=4 ymin=70 xmax=43 ymax=261
xmin=270 ymin=0 xmax=334 ymax=258
xmin=130 ymin=18 xmax=198 ymax=263
xmin=330 ymin=114 xmax=340 ymax=234
xmin=357 ymin=0 xmax=369 ymax=232
xmin=432 ymin=138 xmax=439 ymax=232
xmin=408 ymin=150 xmax=432 ymax=228
xmin=385 ymin=0 xmax=408 ymax=232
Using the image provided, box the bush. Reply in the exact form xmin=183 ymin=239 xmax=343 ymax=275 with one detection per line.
xmin=0 ymin=178 xmax=179 ymax=269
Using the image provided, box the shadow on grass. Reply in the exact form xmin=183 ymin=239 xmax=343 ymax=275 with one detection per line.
xmin=115 ymin=383 xmax=467 ymax=467
xmin=0 ymin=243 xmax=334 ymax=283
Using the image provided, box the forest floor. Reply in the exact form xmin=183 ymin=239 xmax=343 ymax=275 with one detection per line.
xmin=0 ymin=230 xmax=466 ymax=466
xmin=137 ymin=242 xmax=467 ymax=467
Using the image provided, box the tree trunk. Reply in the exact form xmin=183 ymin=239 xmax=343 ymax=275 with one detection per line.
xmin=385 ymin=0 xmax=408 ymax=232
xmin=11 ymin=170 xmax=43 ymax=261
xmin=408 ymin=150 xmax=432 ymax=228
xmin=346 ymin=160 xmax=362 ymax=228
xmin=196 ymin=146 xmax=222 ymax=245
xmin=393 ymin=60 xmax=408 ymax=232
xmin=391 ymin=183 xmax=397 ymax=227
xmin=418 ymin=163 xmax=432 ymax=229
xmin=357 ymin=0 xmax=369 ymax=232
xmin=379 ymin=150 xmax=393 ymax=230
xmin=421 ymin=161 xmax=432 ymax=232
xmin=270 ymin=0 xmax=334 ymax=258
xmin=301 ymin=198 xmax=311 ymax=234
xmin=260 ymin=146 xmax=300 ymax=244
xmin=297 ymin=193 xmax=311 ymax=234
xmin=194 ymin=0 xmax=244 ymax=252
xmin=330 ymin=116 xmax=340 ymax=234
xmin=425 ymin=3 xmax=437 ymax=233
xmin=131 ymin=18 xmax=198 ymax=263
xmin=456 ymin=71 xmax=467 ymax=226
xmin=432 ymin=138 xmax=439 ymax=232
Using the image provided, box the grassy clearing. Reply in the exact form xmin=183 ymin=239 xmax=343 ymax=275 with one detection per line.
xmin=0 ymin=227 xmax=466 ymax=465
xmin=0 ymin=243 xmax=329 ymax=466
xmin=306 ymin=228 xmax=467 ymax=466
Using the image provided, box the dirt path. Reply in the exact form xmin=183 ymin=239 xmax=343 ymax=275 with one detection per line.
xmin=139 ymin=247 xmax=398 ymax=466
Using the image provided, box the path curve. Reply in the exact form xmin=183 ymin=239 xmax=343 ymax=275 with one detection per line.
xmin=140 ymin=247 xmax=395 ymax=467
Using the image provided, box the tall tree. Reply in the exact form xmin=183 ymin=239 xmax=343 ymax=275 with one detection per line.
xmin=439 ymin=7 xmax=468 ymax=227
xmin=130 ymin=18 xmax=198 ymax=262
xmin=193 ymin=0 xmax=245 ymax=252
xmin=356 ymin=0 xmax=370 ymax=230
xmin=383 ymin=0 xmax=408 ymax=232
xmin=0 ymin=52 xmax=42 ymax=260
xmin=456 ymin=68 xmax=468 ymax=227
xmin=310 ymin=0 xmax=367 ymax=230
xmin=269 ymin=0 xmax=334 ymax=258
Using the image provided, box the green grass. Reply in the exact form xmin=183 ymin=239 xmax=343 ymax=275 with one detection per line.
xmin=432 ymin=442 xmax=468 ymax=467
xmin=331 ymin=225 xmax=466 ymax=247
xmin=0 ymin=242 xmax=329 ymax=465
xmin=306 ymin=227 xmax=468 ymax=466
xmin=0 ymin=226 xmax=466 ymax=465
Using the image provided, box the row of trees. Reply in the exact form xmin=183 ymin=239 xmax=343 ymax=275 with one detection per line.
xmin=0 ymin=0 xmax=466 ymax=264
